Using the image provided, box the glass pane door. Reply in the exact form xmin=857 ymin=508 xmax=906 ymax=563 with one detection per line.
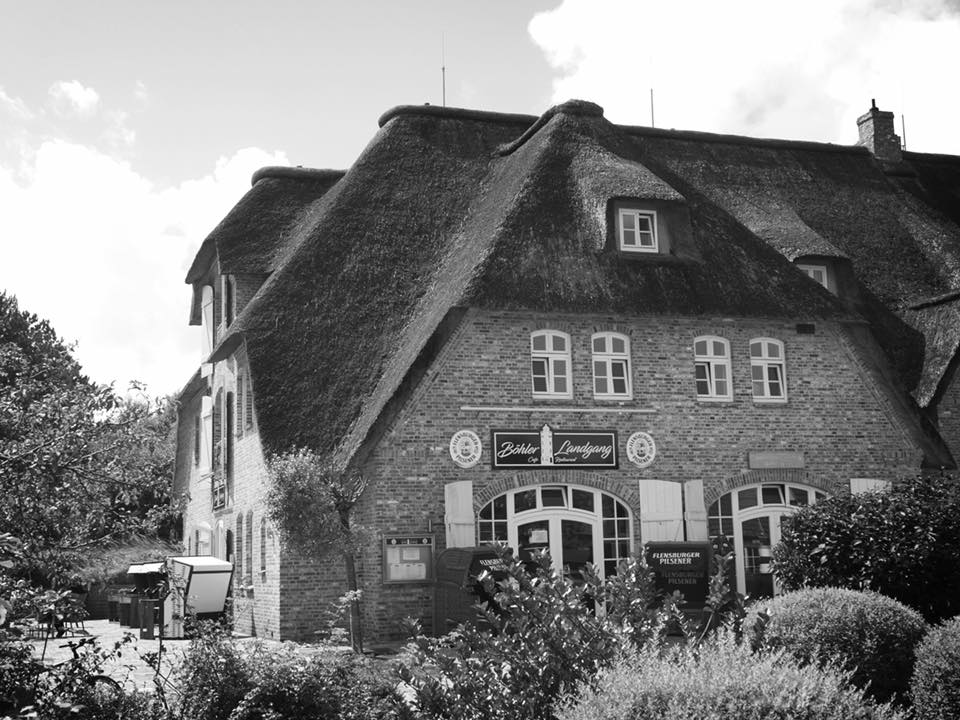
xmin=517 ymin=519 xmax=550 ymax=567
xmin=740 ymin=515 xmax=775 ymax=598
xmin=560 ymin=519 xmax=593 ymax=582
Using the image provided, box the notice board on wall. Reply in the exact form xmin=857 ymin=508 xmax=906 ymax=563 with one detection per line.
xmin=383 ymin=535 xmax=434 ymax=584
xmin=644 ymin=541 xmax=712 ymax=608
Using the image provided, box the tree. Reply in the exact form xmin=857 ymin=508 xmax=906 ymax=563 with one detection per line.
xmin=265 ymin=448 xmax=368 ymax=650
xmin=773 ymin=475 xmax=960 ymax=623
xmin=0 ymin=291 xmax=179 ymax=585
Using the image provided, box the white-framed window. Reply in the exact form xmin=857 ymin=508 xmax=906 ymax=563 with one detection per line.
xmin=201 ymin=285 xmax=215 ymax=358
xmin=694 ymin=336 xmax=732 ymax=401
xmin=797 ymin=264 xmax=828 ymax=289
xmin=750 ymin=338 xmax=787 ymax=402
xmin=592 ymin=332 xmax=632 ymax=399
xmin=618 ymin=208 xmax=658 ymax=253
xmin=531 ymin=330 xmax=572 ymax=398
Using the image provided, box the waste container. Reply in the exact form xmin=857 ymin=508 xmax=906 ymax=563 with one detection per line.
xmin=117 ymin=591 xmax=132 ymax=626
xmin=127 ymin=562 xmax=165 ymax=639
xmin=433 ymin=546 xmax=510 ymax=635
xmin=107 ymin=591 xmax=120 ymax=622
xmin=162 ymin=556 xmax=234 ymax=639
xmin=139 ymin=599 xmax=159 ymax=639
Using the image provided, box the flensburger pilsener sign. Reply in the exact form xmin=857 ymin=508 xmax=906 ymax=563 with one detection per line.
xmin=491 ymin=424 xmax=618 ymax=469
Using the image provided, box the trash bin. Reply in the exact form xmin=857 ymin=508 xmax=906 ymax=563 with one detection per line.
xmin=107 ymin=591 xmax=120 ymax=622
xmin=117 ymin=591 xmax=132 ymax=626
xmin=139 ymin=598 xmax=158 ymax=639
xmin=433 ymin=546 xmax=510 ymax=635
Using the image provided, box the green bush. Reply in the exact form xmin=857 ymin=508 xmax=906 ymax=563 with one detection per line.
xmin=773 ymin=476 xmax=960 ymax=623
xmin=745 ymin=587 xmax=926 ymax=702
xmin=172 ymin=622 xmax=410 ymax=720
xmin=397 ymin=548 xmax=727 ymax=720
xmin=911 ymin=615 xmax=960 ymax=719
xmin=556 ymin=630 xmax=907 ymax=720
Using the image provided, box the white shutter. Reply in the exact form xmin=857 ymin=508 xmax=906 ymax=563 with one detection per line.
xmin=444 ymin=480 xmax=475 ymax=548
xmin=201 ymin=285 xmax=214 ymax=358
xmin=200 ymin=396 xmax=213 ymax=475
xmin=683 ymin=479 xmax=708 ymax=541
xmin=638 ymin=480 xmax=684 ymax=542
xmin=850 ymin=478 xmax=892 ymax=494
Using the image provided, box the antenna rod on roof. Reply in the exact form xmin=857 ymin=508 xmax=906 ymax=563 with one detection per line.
xmin=901 ymin=113 xmax=907 ymax=150
xmin=441 ymin=34 xmax=446 ymax=108
xmin=650 ymin=88 xmax=655 ymax=128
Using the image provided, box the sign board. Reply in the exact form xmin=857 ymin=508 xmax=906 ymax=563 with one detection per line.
xmin=491 ymin=424 xmax=617 ymax=469
xmin=645 ymin=542 xmax=712 ymax=608
xmin=383 ymin=535 xmax=434 ymax=584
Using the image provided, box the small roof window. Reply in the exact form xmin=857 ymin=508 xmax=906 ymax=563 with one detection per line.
xmin=618 ymin=208 xmax=658 ymax=253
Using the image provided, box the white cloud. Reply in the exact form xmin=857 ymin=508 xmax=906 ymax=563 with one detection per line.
xmin=529 ymin=0 xmax=960 ymax=154
xmin=0 ymin=133 xmax=288 ymax=396
xmin=48 ymin=80 xmax=101 ymax=118
xmin=0 ymin=87 xmax=33 ymax=121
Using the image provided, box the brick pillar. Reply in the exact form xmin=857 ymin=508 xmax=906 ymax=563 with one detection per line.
xmin=856 ymin=100 xmax=902 ymax=162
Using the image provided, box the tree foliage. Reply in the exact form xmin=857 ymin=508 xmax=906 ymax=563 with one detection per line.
xmin=265 ymin=448 xmax=369 ymax=650
xmin=0 ymin=292 xmax=179 ymax=584
xmin=773 ymin=475 xmax=960 ymax=623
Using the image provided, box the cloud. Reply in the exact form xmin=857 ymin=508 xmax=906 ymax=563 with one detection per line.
xmin=0 ymin=128 xmax=288 ymax=395
xmin=529 ymin=0 xmax=960 ymax=154
xmin=48 ymin=80 xmax=101 ymax=118
xmin=0 ymin=87 xmax=33 ymax=121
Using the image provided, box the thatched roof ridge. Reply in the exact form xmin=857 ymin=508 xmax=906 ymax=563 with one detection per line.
xmin=184 ymin=168 xmax=343 ymax=283
xmin=902 ymin=297 xmax=960 ymax=407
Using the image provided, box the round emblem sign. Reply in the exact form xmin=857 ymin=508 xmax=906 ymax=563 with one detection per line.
xmin=449 ymin=430 xmax=482 ymax=468
xmin=626 ymin=432 xmax=656 ymax=468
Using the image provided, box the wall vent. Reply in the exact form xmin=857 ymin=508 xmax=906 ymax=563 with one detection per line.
xmin=795 ymin=323 xmax=815 ymax=334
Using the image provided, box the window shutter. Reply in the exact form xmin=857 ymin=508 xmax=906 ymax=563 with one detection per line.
xmin=201 ymin=286 xmax=214 ymax=358
xmin=850 ymin=478 xmax=892 ymax=494
xmin=638 ymin=480 xmax=684 ymax=542
xmin=444 ymin=481 xmax=475 ymax=548
xmin=200 ymin=396 xmax=213 ymax=474
xmin=683 ymin=479 xmax=708 ymax=541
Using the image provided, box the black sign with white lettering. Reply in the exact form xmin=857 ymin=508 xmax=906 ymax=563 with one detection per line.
xmin=645 ymin=541 xmax=712 ymax=608
xmin=491 ymin=426 xmax=618 ymax=469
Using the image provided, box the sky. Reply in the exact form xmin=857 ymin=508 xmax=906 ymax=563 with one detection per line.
xmin=2 ymin=0 xmax=959 ymax=397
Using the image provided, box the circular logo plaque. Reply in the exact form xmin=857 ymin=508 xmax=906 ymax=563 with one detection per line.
xmin=449 ymin=430 xmax=482 ymax=468
xmin=626 ymin=431 xmax=656 ymax=468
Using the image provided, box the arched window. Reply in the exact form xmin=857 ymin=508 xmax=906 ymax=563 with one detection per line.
xmin=591 ymin=332 xmax=631 ymax=399
xmin=750 ymin=338 xmax=787 ymax=402
xmin=708 ymin=482 xmax=827 ymax=597
xmin=260 ymin=518 xmax=267 ymax=576
xmin=530 ymin=330 xmax=572 ymax=398
xmin=245 ymin=510 xmax=254 ymax=580
xmin=694 ymin=336 xmax=732 ymax=401
xmin=478 ymin=484 xmax=633 ymax=580
xmin=235 ymin=513 xmax=244 ymax=580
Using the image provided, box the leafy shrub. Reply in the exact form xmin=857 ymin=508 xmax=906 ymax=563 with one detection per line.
xmin=773 ymin=476 xmax=960 ymax=623
xmin=911 ymin=615 xmax=960 ymax=718
xmin=172 ymin=621 xmax=410 ymax=720
xmin=745 ymin=587 xmax=926 ymax=702
xmin=397 ymin=548 xmax=728 ymax=720
xmin=556 ymin=630 xmax=907 ymax=720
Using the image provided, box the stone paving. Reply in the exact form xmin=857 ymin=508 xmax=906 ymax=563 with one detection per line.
xmin=24 ymin=618 xmax=401 ymax=697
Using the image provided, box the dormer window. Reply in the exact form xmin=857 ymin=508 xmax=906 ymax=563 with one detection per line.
xmin=797 ymin=263 xmax=828 ymax=290
xmin=531 ymin=330 xmax=572 ymax=399
xmin=618 ymin=208 xmax=658 ymax=253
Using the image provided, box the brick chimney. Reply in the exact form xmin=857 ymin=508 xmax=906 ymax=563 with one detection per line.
xmin=856 ymin=99 xmax=902 ymax=162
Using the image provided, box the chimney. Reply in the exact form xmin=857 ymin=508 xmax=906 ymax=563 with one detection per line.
xmin=856 ymin=99 xmax=902 ymax=162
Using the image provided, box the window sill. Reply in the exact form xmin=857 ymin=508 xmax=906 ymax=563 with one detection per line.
xmin=695 ymin=396 xmax=734 ymax=403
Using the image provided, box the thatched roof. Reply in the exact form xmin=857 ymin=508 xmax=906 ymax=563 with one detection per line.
xmin=191 ymin=100 xmax=960 ymax=468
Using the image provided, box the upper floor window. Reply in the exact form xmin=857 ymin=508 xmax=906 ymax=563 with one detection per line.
xmin=797 ymin=264 xmax=828 ymax=290
xmin=618 ymin=208 xmax=658 ymax=253
xmin=531 ymin=330 xmax=572 ymax=399
xmin=694 ymin=336 xmax=732 ymax=401
xmin=592 ymin=332 xmax=631 ymax=399
xmin=750 ymin=338 xmax=787 ymax=402
xmin=223 ymin=276 xmax=235 ymax=327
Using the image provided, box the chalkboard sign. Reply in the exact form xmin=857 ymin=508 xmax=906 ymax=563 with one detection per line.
xmin=645 ymin=541 xmax=711 ymax=608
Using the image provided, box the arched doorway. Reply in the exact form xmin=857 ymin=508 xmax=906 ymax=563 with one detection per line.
xmin=708 ymin=482 xmax=827 ymax=597
xmin=477 ymin=484 xmax=634 ymax=580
